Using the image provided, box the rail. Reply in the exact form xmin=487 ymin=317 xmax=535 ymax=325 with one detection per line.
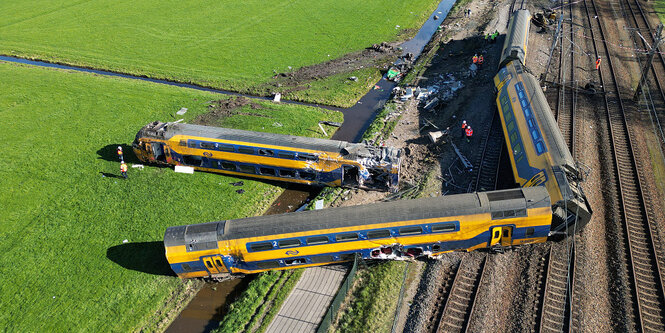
xmin=473 ymin=111 xmax=503 ymax=192
xmin=583 ymin=0 xmax=665 ymax=330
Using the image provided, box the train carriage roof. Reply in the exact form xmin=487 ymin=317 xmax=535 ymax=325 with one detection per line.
xmin=140 ymin=121 xmax=377 ymax=155
xmin=164 ymin=188 xmax=551 ymax=247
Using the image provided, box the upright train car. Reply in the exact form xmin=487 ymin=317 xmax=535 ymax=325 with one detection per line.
xmin=494 ymin=61 xmax=592 ymax=235
xmin=132 ymin=121 xmax=401 ymax=192
xmin=499 ymin=9 xmax=531 ymax=68
xmin=164 ymin=187 xmax=552 ymax=279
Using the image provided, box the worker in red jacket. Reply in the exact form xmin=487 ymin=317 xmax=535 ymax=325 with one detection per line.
xmin=120 ymin=162 xmax=128 ymax=179
xmin=465 ymin=126 xmax=473 ymax=142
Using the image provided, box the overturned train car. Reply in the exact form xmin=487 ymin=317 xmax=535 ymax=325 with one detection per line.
xmin=165 ymin=187 xmax=552 ymax=279
xmin=494 ymin=11 xmax=592 ymax=236
xmin=133 ymin=121 xmax=401 ymax=192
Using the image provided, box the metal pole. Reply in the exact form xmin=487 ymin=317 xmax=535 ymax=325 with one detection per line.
xmin=634 ymin=24 xmax=664 ymax=100
xmin=543 ymin=14 xmax=565 ymax=82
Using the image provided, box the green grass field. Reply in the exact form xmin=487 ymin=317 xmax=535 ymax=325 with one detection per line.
xmin=0 ymin=0 xmax=438 ymax=106
xmin=0 ymin=61 xmax=341 ymax=331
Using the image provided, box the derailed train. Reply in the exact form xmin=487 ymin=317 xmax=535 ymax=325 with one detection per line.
xmin=132 ymin=121 xmax=401 ymax=192
xmin=495 ymin=10 xmax=592 ymax=236
xmin=161 ymin=10 xmax=592 ymax=279
xmin=165 ymin=187 xmax=551 ymax=278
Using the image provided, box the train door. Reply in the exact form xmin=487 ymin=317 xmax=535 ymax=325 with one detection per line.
xmin=151 ymin=143 xmax=166 ymax=162
xmin=501 ymin=227 xmax=513 ymax=246
xmin=342 ymin=165 xmax=359 ymax=187
xmin=202 ymin=256 xmax=227 ymax=275
xmin=490 ymin=227 xmax=502 ymax=246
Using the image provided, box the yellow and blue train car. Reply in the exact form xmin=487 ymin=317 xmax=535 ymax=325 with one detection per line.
xmin=132 ymin=121 xmax=401 ymax=192
xmin=499 ymin=9 xmax=531 ymax=68
xmin=164 ymin=187 xmax=551 ymax=279
xmin=494 ymin=61 xmax=592 ymax=235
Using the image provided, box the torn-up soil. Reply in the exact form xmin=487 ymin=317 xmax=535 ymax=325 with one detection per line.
xmin=255 ymin=42 xmax=401 ymax=96
xmin=192 ymin=97 xmax=270 ymax=126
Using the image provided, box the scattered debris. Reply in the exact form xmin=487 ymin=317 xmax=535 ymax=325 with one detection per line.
xmin=451 ymin=142 xmax=473 ymax=171
xmin=349 ymin=76 xmax=358 ymax=81
xmin=230 ymin=181 xmax=244 ymax=186
xmin=236 ymin=189 xmax=245 ymax=194
xmin=176 ymin=107 xmax=188 ymax=115
xmin=315 ymin=200 xmax=324 ymax=210
xmin=174 ymin=165 xmax=195 ymax=174
xmin=272 ymin=122 xmax=283 ymax=127
xmin=131 ymin=164 xmax=144 ymax=169
xmin=401 ymin=87 xmax=414 ymax=101
xmin=122 ymin=239 xmax=128 ymax=244
xmin=320 ymin=121 xmax=342 ymax=127
xmin=427 ymin=129 xmax=449 ymax=144
xmin=273 ymin=93 xmax=281 ymax=102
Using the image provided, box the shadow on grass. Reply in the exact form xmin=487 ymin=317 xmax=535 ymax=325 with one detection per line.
xmin=107 ymin=241 xmax=176 ymax=277
xmin=97 ymin=143 xmax=141 ymax=164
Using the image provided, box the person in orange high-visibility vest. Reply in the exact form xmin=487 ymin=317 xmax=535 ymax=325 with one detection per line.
xmin=595 ymin=56 xmax=601 ymax=69
xmin=465 ymin=126 xmax=473 ymax=142
xmin=472 ymin=54 xmax=478 ymax=64
xmin=120 ymin=162 xmax=128 ymax=179
xmin=478 ymin=55 xmax=484 ymax=68
xmin=461 ymin=120 xmax=467 ymax=137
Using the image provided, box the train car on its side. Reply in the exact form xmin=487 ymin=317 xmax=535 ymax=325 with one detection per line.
xmin=164 ymin=187 xmax=552 ymax=279
xmin=132 ymin=121 xmax=401 ymax=192
xmin=494 ymin=60 xmax=592 ymax=235
xmin=499 ymin=9 xmax=531 ymax=69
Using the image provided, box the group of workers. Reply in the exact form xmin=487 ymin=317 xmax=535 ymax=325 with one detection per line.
xmin=117 ymin=146 xmax=128 ymax=179
xmin=461 ymin=120 xmax=474 ymax=142
xmin=472 ymin=54 xmax=485 ymax=68
xmin=485 ymin=30 xmax=499 ymax=43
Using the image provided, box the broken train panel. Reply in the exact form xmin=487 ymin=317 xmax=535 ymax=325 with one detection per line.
xmin=164 ymin=187 xmax=552 ymax=279
xmin=132 ymin=121 xmax=402 ymax=192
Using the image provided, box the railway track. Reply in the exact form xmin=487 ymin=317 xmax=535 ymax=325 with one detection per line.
xmin=434 ymin=256 xmax=487 ymax=333
xmin=553 ymin=0 xmax=577 ymax=153
xmin=536 ymin=243 xmax=575 ymax=332
xmin=583 ymin=0 xmax=665 ymax=330
xmin=473 ymin=111 xmax=503 ymax=192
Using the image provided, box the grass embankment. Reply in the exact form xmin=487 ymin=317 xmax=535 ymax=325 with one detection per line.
xmin=0 ymin=61 xmax=340 ymax=332
xmin=214 ymin=269 xmax=304 ymax=333
xmin=333 ymin=261 xmax=408 ymax=332
xmin=656 ymin=0 xmax=665 ymax=25
xmin=0 ymin=0 xmax=439 ymax=106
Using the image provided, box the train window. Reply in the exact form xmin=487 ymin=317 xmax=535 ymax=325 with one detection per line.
xmin=181 ymin=263 xmax=192 ymax=272
xmin=215 ymin=259 xmax=223 ymax=267
xmin=219 ymin=162 xmax=236 ymax=170
xmin=399 ymin=226 xmax=422 ymax=235
xmin=515 ymin=209 xmax=527 ymax=217
xmin=278 ymin=239 xmax=301 ymax=248
xmin=299 ymin=171 xmax=316 ymax=181
xmin=432 ymin=245 xmax=441 ymax=252
xmin=536 ymin=142 xmax=545 ymax=154
xmin=504 ymin=111 xmax=513 ymax=121
xmin=367 ymin=230 xmax=391 ymax=239
xmin=279 ymin=169 xmax=296 ymax=178
xmin=259 ymin=167 xmax=276 ymax=176
xmin=183 ymin=155 xmax=203 ymax=166
xmin=504 ymin=210 xmax=516 ymax=218
xmin=188 ymin=141 xmax=197 ymax=148
xmin=507 ymin=121 xmax=515 ymax=132
xmin=339 ymin=253 xmax=356 ymax=261
xmin=285 ymin=258 xmax=306 ymax=266
xmin=491 ymin=211 xmax=503 ymax=219
xmin=528 ymin=120 xmax=534 ymax=128
xmin=526 ymin=227 xmax=535 ymax=237
xmin=249 ymin=242 xmax=273 ymax=252
xmin=306 ymin=236 xmax=329 ymax=245
xmin=238 ymin=147 xmax=255 ymax=154
xmin=238 ymin=165 xmax=256 ymax=174
xmin=256 ymin=261 xmax=280 ymax=269
xmin=200 ymin=142 xmax=215 ymax=149
xmin=310 ymin=255 xmax=334 ymax=264
xmin=335 ymin=233 xmax=359 ymax=242
xmin=205 ymin=261 xmax=213 ymax=268
xmin=258 ymin=149 xmax=274 ymax=157
xmin=432 ymin=224 xmax=456 ymax=233
xmin=513 ymin=143 xmax=523 ymax=155
xmin=510 ymin=132 xmax=518 ymax=143
xmin=524 ymin=108 xmax=531 ymax=117
xmin=218 ymin=144 xmax=234 ymax=152
xmin=278 ymin=151 xmax=295 ymax=159
xmin=297 ymin=153 xmax=318 ymax=161
xmin=531 ymin=129 xmax=538 ymax=139
xmin=179 ymin=140 xmax=187 ymax=146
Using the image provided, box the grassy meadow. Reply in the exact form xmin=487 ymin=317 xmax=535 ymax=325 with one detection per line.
xmin=0 ymin=0 xmax=439 ymax=106
xmin=0 ymin=61 xmax=341 ymax=331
